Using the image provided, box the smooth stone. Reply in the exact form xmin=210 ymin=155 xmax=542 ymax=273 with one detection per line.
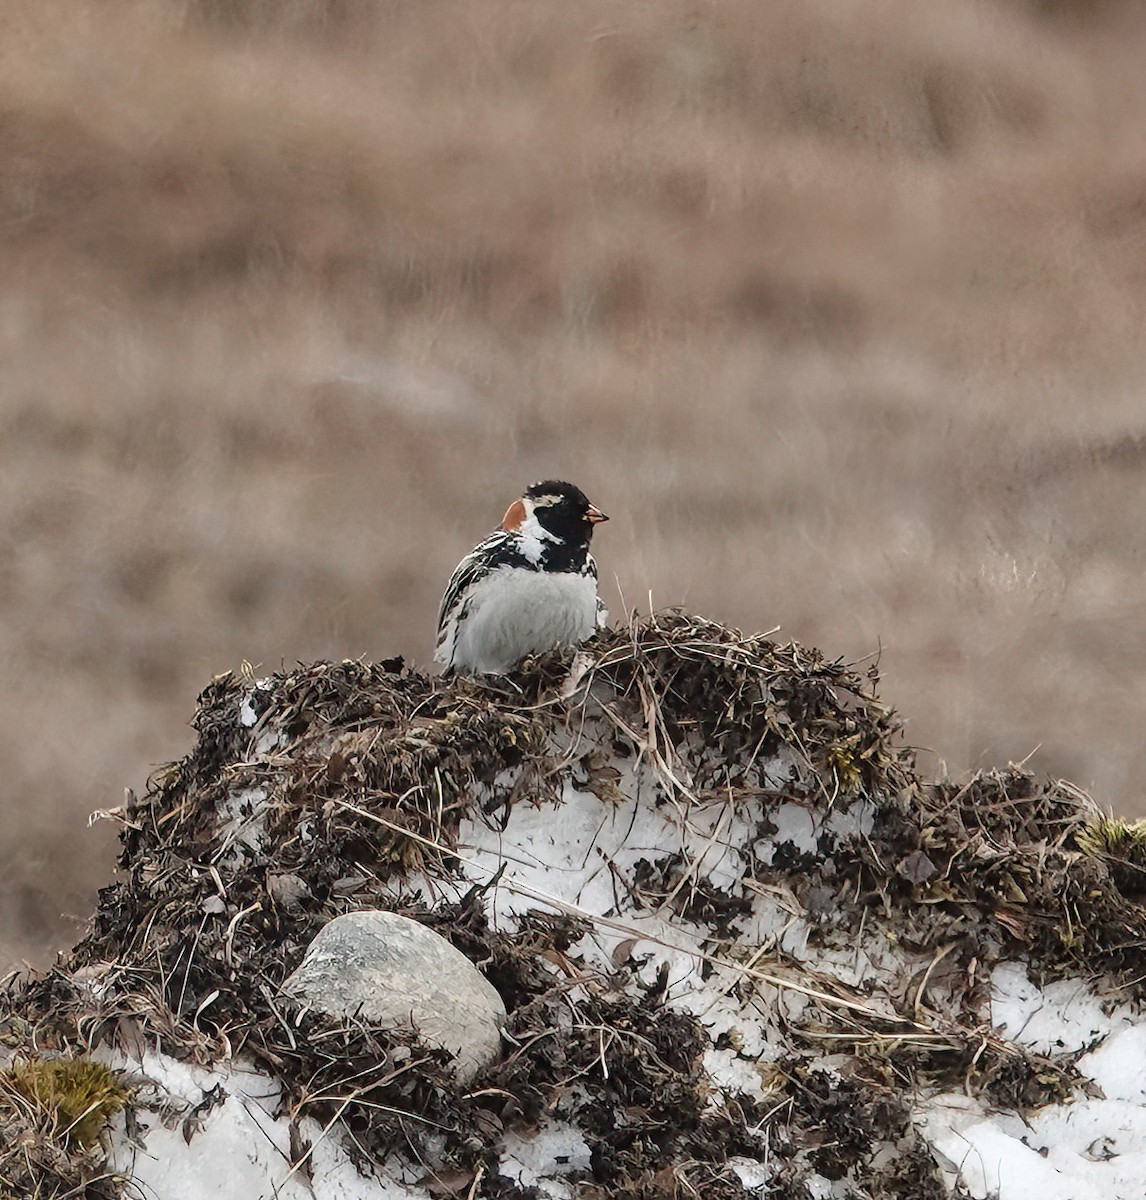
xmin=281 ymin=910 xmax=506 ymax=1082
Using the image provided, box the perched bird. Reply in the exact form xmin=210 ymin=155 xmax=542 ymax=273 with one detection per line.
xmin=435 ymin=480 xmax=609 ymax=676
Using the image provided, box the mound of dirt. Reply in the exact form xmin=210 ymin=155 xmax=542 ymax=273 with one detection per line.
xmin=3 ymin=612 xmax=1145 ymax=1199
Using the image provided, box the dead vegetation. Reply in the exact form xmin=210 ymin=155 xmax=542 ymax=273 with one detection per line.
xmin=3 ymin=615 xmax=1144 ymax=1197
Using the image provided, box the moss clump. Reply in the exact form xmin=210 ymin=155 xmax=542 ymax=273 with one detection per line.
xmin=1076 ymin=812 xmax=1146 ymax=858
xmin=2 ymin=1056 xmax=128 ymax=1149
xmin=1074 ymin=812 xmax=1146 ymax=897
xmin=0 ymin=1055 xmax=128 ymax=1199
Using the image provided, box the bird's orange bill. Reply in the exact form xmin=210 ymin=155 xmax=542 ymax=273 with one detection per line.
xmin=586 ymin=505 xmax=608 ymax=524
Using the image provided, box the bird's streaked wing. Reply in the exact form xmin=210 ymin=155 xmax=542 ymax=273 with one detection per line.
xmin=435 ymin=529 xmax=514 ymax=647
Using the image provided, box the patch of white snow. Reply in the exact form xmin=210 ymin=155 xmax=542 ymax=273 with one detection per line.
xmin=498 ymin=1120 xmax=591 ymax=1193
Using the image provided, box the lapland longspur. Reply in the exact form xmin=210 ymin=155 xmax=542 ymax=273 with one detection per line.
xmin=435 ymin=480 xmax=609 ymax=676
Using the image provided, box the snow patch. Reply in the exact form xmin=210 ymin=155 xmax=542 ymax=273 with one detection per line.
xmin=991 ymin=961 xmax=1134 ymax=1055
xmin=915 ymin=963 xmax=1146 ymax=1200
xmin=498 ymin=1120 xmax=592 ymax=1193
xmin=99 ymin=1049 xmax=427 ymax=1200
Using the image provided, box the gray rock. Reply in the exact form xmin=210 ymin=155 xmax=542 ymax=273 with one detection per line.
xmin=281 ymin=910 xmax=506 ymax=1082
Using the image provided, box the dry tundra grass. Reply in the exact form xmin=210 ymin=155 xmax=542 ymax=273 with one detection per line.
xmin=4 ymin=0 xmax=1146 ymax=967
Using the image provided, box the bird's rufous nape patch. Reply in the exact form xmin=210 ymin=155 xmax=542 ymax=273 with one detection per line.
xmin=500 ymin=499 xmax=527 ymax=531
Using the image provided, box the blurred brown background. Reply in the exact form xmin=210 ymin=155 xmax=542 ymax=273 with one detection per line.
xmin=4 ymin=0 xmax=1146 ymax=968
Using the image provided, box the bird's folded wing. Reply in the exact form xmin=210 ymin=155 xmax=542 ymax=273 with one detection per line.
xmin=435 ymin=530 xmax=514 ymax=656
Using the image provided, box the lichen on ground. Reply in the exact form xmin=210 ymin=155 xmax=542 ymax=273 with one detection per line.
xmin=2 ymin=611 xmax=1145 ymax=1198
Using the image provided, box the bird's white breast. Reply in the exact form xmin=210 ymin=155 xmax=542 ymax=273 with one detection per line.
xmin=449 ymin=566 xmax=599 ymax=675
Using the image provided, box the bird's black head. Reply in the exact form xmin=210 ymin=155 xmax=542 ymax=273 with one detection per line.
xmin=521 ymin=480 xmax=608 ymax=544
